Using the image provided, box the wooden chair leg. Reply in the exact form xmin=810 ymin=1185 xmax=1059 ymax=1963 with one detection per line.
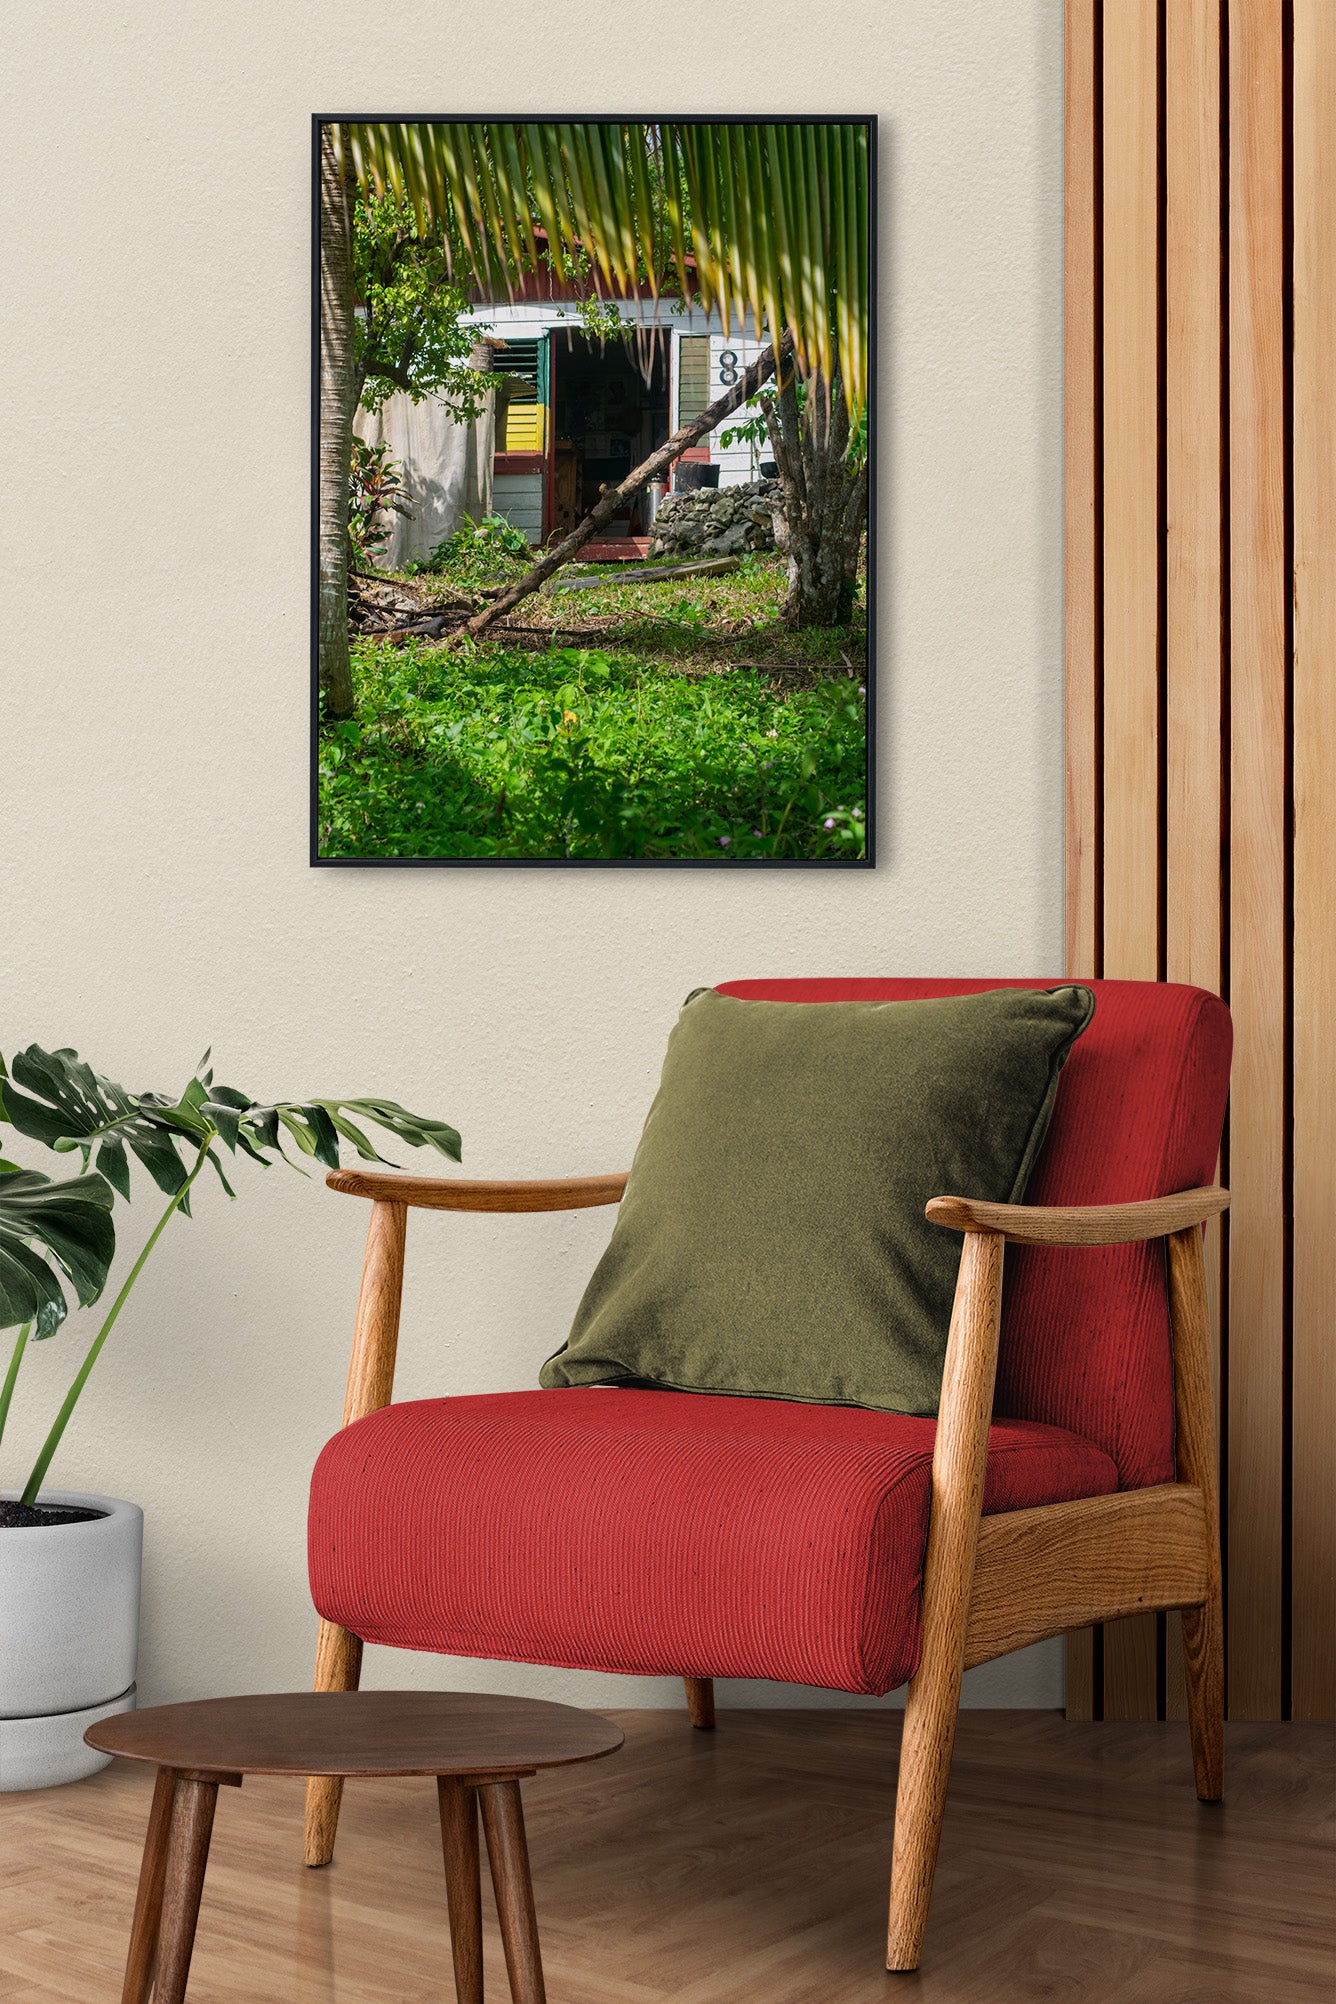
xmin=120 ymin=1765 xmax=178 ymax=2004
xmin=438 ymin=1779 xmax=484 ymax=2004
xmin=683 ymin=1676 xmax=715 ymax=1729
xmin=479 ymin=1780 xmax=547 ymax=2004
xmin=303 ymin=1619 xmax=363 ymax=1867
xmin=886 ymin=1649 xmax=967 ymax=1971
xmin=1167 ymin=1225 xmax=1225 ymax=1802
xmin=886 ymin=1228 xmax=1005 ymax=1972
xmin=152 ymin=1776 xmax=219 ymax=2004
xmin=305 ymin=1197 xmax=406 ymax=1866
xmin=1181 ymin=1592 xmax=1224 ymax=1800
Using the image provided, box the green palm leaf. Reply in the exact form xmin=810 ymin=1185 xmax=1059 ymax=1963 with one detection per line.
xmin=343 ymin=120 xmax=869 ymax=420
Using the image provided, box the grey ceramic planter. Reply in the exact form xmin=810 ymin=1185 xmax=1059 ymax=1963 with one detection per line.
xmin=0 ymin=1491 xmax=141 ymax=1791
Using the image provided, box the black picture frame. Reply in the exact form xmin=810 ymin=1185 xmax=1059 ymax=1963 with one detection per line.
xmin=310 ymin=114 xmax=877 ymax=869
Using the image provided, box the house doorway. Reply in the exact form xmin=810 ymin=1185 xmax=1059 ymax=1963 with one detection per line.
xmin=549 ymin=331 xmax=670 ymax=539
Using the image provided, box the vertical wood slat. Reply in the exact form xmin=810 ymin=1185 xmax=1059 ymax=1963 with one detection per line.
xmin=1100 ymin=0 xmax=1161 ymax=990
xmin=1098 ymin=0 xmax=1162 ymax=1723
xmin=1226 ymin=0 xmax=1287 ymax=1723
xmin=1066 ymin=0 xmax=1101 ymax=989
xmin=1290 ymin=0 xmax=1336 ymax=1723
xmin=1162 ymin=0 xmax=1224 ymax=1724
xmin=1068 ymin=0 xmax=1315 ymax=1731
xmin=1063 ymin=0 xmax=1100 ymax=1724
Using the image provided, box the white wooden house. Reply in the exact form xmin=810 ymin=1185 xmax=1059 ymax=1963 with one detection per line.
xmin=360 ymin=291 xmax=771 ymax=565
xmin=470 ymin=298 xmax=771 ymax=548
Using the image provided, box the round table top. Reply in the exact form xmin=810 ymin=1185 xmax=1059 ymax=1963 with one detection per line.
xmin=85 ymin=1690 xmax=624 ymax=1779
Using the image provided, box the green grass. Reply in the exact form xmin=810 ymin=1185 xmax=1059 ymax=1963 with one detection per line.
xmin=320 ymin=555 xmax=868 ymax=862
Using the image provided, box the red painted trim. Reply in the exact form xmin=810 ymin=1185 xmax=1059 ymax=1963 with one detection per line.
xmin=582 ymin=538 xmax=653 ymax=561
xmin=543 ymin=332 xmax=556 ymax=540
xmin=493 ymin=451 xmax=546 ymax=475
xmin=469 ymin=231 xmax=699 ymax=307
xmin=499 ymin=274 xmax=688 ymax=304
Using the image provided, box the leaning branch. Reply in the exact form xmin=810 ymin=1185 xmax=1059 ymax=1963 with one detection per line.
xmin=467 ymin=332 xmax=794 ymax=636
xmin=549 ymin=556 xmax=741 ymax=591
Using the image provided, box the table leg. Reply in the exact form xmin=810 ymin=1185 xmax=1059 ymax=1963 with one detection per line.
xmin=152 ymin=1775 xmax=220 ymax=2004
xmin=437 ymin=1778 xmax=484 ymax=2004
xmin=120 ymin=1766 xmax=178 ymax=2004
xmin=478 ymin=1781 xmax=546 ymax=2004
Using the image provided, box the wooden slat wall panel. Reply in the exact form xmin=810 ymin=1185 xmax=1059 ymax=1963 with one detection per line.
xmin=1226 ymin=0 xmax=1286 ymax=1723
xmin=1063 ymin=0 xmax=1101 ymax=1725
xmin=1100 ymin=0 xmax=1161 ymax=989
xmin=1066 ymin=0 xmax=1101 ymax=989
xmin=1165 ymin=0 xmax=1224 ymax=1005
xmin=1291 ymin=0 xmax=1336 ymax=1724
xmin=1066 ymin=0 xmax=1328 ymax=1723
xmin=1098 ymin=0 xmax=1161 ymax=1724
xmin=1163 ymin=0 xmax=1224 ymax=1723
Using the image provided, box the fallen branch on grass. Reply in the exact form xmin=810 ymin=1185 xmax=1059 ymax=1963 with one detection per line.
xmin=465 ymin=332 xmax=793 ymax=637
xmin=548 ymin=557 xmax=742 ymax=592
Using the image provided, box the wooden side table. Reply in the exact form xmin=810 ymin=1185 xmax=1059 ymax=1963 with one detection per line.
xmin=86 ymin=1689 xmax=623 ymax=2004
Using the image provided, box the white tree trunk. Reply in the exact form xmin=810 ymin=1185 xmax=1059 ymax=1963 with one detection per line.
xmin=318 ymin=125 xmax=357 ymax=719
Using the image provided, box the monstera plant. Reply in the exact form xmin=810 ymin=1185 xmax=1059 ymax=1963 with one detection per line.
xmin=0 ymin=1043 xmax=459 ymax=1505
xmin=0 ymin=1041 xmax=459 ymax=1791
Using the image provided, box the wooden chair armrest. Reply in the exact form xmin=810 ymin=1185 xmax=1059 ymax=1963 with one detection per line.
xmin=925 ymin=1185 xmax=1229 ymax=1246
xmin=326 ymin=1168 xmax=628 ymax=1212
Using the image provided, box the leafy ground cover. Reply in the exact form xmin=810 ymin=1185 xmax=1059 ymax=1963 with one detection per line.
xmin=319 ymin=551 xmax=868 ymax=862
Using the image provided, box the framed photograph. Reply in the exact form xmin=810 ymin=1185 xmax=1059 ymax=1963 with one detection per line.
xmin=312 ymin=117 xmax=874 ymax=866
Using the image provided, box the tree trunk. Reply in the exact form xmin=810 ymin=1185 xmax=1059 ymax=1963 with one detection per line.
xmin=467 ymin=334 xmax=793 ymax=637
xmin=764 ymin=367 xmax=867 ymax=629
xmin=319 ymin=125 xmax=358 ymax=720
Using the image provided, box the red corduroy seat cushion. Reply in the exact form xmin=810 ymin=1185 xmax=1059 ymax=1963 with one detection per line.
xmin=309 ymin=1388 xmax=1118 ymax=1696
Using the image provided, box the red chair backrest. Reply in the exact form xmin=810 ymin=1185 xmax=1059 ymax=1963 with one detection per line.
xmin=716 ymin=978 xmax=1232 ymax=1489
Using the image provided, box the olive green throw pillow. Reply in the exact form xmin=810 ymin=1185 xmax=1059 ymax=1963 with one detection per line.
xmin=540 ymin=984 xmax=1095 ymax=1415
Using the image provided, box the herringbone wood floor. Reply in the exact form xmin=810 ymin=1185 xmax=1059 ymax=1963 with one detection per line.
xmin=1 ymin=1710 xmax=1330 ymax=2002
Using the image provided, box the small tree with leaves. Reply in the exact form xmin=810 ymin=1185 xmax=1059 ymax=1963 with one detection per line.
xmin=353 ymin=190 xmax=499 ymax=422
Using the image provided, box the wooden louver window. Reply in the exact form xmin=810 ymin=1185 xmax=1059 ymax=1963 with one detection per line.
xmin=492 ymin=339 xmax=545 ymax=454
xmin=677 ymin=336 xmax=711 ymax=426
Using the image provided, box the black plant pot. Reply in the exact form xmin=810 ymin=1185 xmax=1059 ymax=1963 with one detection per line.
xmin=759 ymin=460 xmax=779 ymax=478
xmin=675 ymin=461 xmax=720 ymax=491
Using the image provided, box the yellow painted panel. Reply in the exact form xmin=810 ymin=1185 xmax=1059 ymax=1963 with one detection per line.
xmin=502 ymin=403 xmax=547 ymax=453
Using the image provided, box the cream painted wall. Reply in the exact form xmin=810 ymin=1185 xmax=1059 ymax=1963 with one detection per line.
xmin=0 ymin=3 xmax=1065 ymax=1710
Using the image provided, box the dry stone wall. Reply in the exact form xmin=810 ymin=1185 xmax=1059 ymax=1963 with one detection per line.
xmin=647 ymin=478 xmax=784 ymax=561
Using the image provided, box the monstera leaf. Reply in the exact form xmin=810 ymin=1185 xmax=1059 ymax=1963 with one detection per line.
xmin=0 ymin=1046 xmax=461 ymax=1215
xmin=0 ymin=1165 xmax=116 ymax=1336
xmin=0 ymin=1042 xmax=462 ymax=1503
xmin=1 ymin=1047 xmax=210 ymax=1204
xmin=198 ymin=1082 xmax=461 ymax=1178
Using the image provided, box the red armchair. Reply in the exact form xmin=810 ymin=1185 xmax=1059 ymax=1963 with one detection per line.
xmin=304 ymin=978 xmax=1231 ymax=1971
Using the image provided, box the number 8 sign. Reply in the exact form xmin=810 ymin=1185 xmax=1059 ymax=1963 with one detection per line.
xmin=718 ymin=349 xmax=739 ymax=386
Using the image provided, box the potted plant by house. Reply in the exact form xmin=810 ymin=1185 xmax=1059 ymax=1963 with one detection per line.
xmin=0 ymin=1045 xmax=458 ymax=1790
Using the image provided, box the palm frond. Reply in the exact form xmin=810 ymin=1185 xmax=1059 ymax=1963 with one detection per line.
xmin=341 ymin=120 xmax=869 ymax=418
